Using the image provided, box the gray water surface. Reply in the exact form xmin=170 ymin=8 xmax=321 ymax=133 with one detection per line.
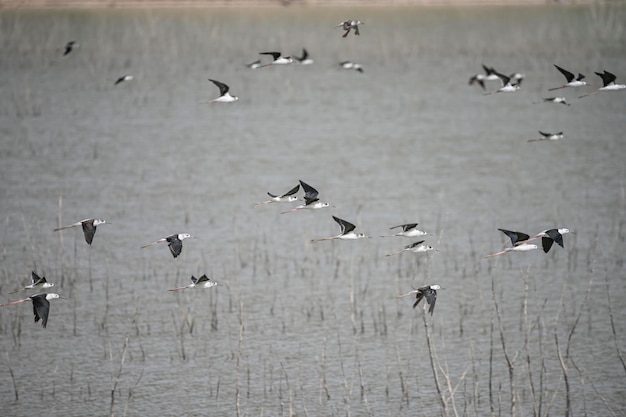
xmin=0 ymin=5 xmax=625 ymax=416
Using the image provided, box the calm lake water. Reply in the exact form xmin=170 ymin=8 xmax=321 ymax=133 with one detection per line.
xmin=0 ymin=5 xmax=625 ymax=416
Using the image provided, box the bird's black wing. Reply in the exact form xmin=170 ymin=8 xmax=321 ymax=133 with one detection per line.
xmin=168 ymin=238 xmax=183 ymax=258
xmin=82 ymin=220 xmax=97 ymax=245
xmin=209 ymin=79 xmax=229 ymax=96
xmin=197 ymin=275 xmax=210 ymax=283
xmin=412 ymin=290 xmax=425 ymax=309
xmin=390 ymin=223 xmax=418 ymax=231
xmin=498 ymin=228 xmax=530 ymax=245
xmin=299 ymin=180 xmax=319 ymax=200
xmin=494 ymin=71 xmax=511 ymax=86
xmin=31 ymin=271 xmax=43 ymax=285
xmin=424 ymin=288 xmax=437 ymax=315
xmin=281 ymin=184 xmax=300 ymax=197
xmin=333 ymin=216 xmax=355 ymax=234
xmin=545 ymin=229 xmax=565 ymax=248
xmin=596 ymin=71 xmax=616 ymax=87
xmin=542 ymin=236 xmax=554 ymax=253
xmin=538 ymin=131 xmax=551 ymax=137
xmin=406 ymin=240 xmax=425 ymax=249
xmin=31 ymin=295 xmax=50 ymax=328
xmin=554 ymin=64 xmax=575 ymax=83
xmin=260 ymin=52 xmax=281 ymax=60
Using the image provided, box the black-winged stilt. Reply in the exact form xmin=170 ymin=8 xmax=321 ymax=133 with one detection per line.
xmin=469 ymin=64 xmax=500 ymax=90
xmin=0 ymin=293 xmax=61 ymax=328
xmin=207 ymin=79 xmax=238 ymax=103
xmin=579 ymin=70 xmax=626 ymax=98
xmin=397 ymin=285 xmax=441 ymax=315
xmin=549 ymin=65 xmax=587 ymax=91
xmin=141 ymin=233 xmax=194 ymax=258
xmin=294 ymin=48 xmax=314 ymax=65
xmin=521 ymin=228 xmax=572 ymax=253
xmin=311 ymin=216 xmax=370 ymax=243
xmin=54 ymin=218 xmax=107 ymax=245
xmin=9 ymin=271 xmax=55 ymax=294
xmin=114 ymin=75 xmax=133 ymax=85
xmin=336 ymin=20 xmax=363 ymax=37
xmin=255 ymin=183 xmax=300 ymax=206
xmin=386 ymin=240 xmax=437 ymax=257
xmin=381 ymin=223 xmax=428 ymax=238
xmin=63 ymin=41 xmax=78 ymax=56
xmin=281 ymin=180 xmax=331 ymax=214
xmin=258 ymin=52 xmax=293 ymax=67
xmin=535 ymin=97 xmax=570 ymax=106
xmin=339 ymin=61 xmax=364 ymax=73
xmin=485 ymin=72 xmax=521 ymax=94
xmin=528 ymin=131 xmax=564 ymax=142
xmin=168 ymin=275 xmax=221 ymax=291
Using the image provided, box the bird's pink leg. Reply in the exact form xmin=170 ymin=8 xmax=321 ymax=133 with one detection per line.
xmin=0 ymin=298 xmax=30 ymax=307
xmin=168 ymin=286 xmax=189 ymax=291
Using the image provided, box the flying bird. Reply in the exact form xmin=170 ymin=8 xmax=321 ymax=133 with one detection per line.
xmin=168 ymin=275 xmax=221 ymax=291
xmin=114 ymin=74 xmax=133 ymax=85
xmin=386 ymin=240 xmax=437 ymax=256
xmin=522 ymin=228 xmax=572 ymax=253
xmin=9 ymin=271 xmax=55 ymax=294
xmin=255 ymin=184 xmax=300 ymax=206
xmin=54 ymin=218 xmax=107 ymax=245
xmin=63 ymin=41 xmax=78 ymax=56
xmin=258 ymin=52 xmax=293 ymax=67
xmin=485 ymin=71 xmax=521 ymax=94
xmin=207 ymin=79 xmax=238 ymax=103
xmin=294 ymin=48 xmax=314 ymax=65
xmin=311 ymin=216 xmax=370 ymax=242
xmin=397 ymin=285 xmax=441 ymax=315
xmin=381 ymin=223 xmax=428 ymax=238
xmin=469 ymin=64 xmax=500 ymax=90
xmin=535 ymin=97 xmax=570 ymax=106
xmin=339 ymin=61 xmax=364 ymax=73
xmin=0 ymin=293 xmax=61 ymax=328
xmin=549 ymin=65 xmax=587 ymax=91
xmin=528 ymin=131 xmax=564 ymax=142
xmin=336 ymin=20 xmax=363 ymax=37
xmin=141 ymin=233 xmax=195 ymax=258
xmin=579 ymin=70 xmax=626 ymax=98
xmin=281 ymin=180 xmax=331 ymax=213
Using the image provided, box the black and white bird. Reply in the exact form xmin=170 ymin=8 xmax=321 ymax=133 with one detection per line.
xmin=114 ymin=74 xmax=133 ymax=85
xmin=336 ymin=20 xmax=363 ymax=37
xmin=0 ymin=293 xmax=61 ymax=328
xmin=397 ymin=285 xmax=441 ymax=315
xmin=528 ymin=131 xmax=564 ymax=142
xmin=294 ymin=48 xmax=314 ymax=65
xmin=579 ymin=70 xmax=626 ymax=98
xmin=10 ymin=271 xmax=55 ymax=294
xmin=258 ymin=52 xmax=293 ymax=67
xmin=523 ymin=228 xmax=572 ymax=253
xmin=381 ymin=223 xmax=428 ymax=238
xmin=339 ymin=61 xmax=364 ymax=73
xmin=255 ymin=184 xmax=300 ymax=206
xmin=485 ymin=71 xmax=521 ymax=94
xmin=549 ymin=65 xmax=587 ymax=91
xmin=141 ymin=233 xmax=195 ymax=258
xmin=54 ymin=218 xmax=107 ymax=245
xmin=168 ymin=275 xmax=221 ymax=291
xmin=536 ymin=97 xmax=570 ymax=106
xmin=311 ymin=216 xmax=370 ymax=243
xmin=281 ymin=180 xmax=331 ymax=213
xmin=246 ymin=59 xmax=262 ymax=69
xmin=63 ymin=41 xmax=78 ymax=56
xmin=207 ymin=79 xmax=238 ymax=103
xmin=386 ymin=240 xmax=437 ymax=256
xmin=469 ymin=64 xmax=500 ymax=90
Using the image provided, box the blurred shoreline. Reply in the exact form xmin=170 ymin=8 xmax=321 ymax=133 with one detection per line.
xmin=0 ymin=0 xmax=601 ymax=9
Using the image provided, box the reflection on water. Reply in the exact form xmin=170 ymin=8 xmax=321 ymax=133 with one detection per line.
xmin=0 ymin=5 xmax=625 ymax=416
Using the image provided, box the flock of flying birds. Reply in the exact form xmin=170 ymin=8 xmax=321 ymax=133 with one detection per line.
xmin=3 ymin=16 xmax=621 ymax=328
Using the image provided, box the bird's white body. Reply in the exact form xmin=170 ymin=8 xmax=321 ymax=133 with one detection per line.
xmin=382 ymin=223 xmax=428 ymax=238
xmin=485 ymin=243 xmax=538 ymax=258
xmin=115 ymin=75 xmax=133 ymax=85
xmin=543 ymin=97 xmax=570 ymax=106
xmin=528 ymin=131 xmax=564 ymax=142
xmin=340 ymin=61 xmax=364 ymax=73
xmin=211 ymin=92 xmax=238 ymax=103
xmin=311 ymin=216 xmax=369 ymax=243
xmin=386 ymin=240 xmax=437 ymax=256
